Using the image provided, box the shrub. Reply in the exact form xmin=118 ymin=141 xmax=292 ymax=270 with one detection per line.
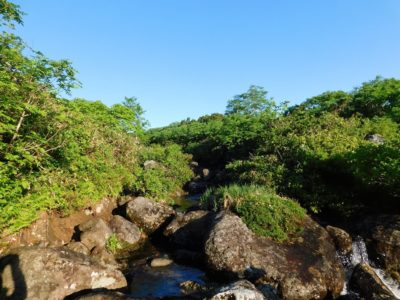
xmin=200 ymin=184 xmax=306 ymax=241
xmin=106 ymin=234 xmax=123 ymax=253
xmin=130 ymin=144 xmax=193 ymax=201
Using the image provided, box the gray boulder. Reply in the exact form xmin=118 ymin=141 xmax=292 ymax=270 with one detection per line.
xmin=109 ymin=215 xmax=143 ymax=246
xmin=0 ymin=246 xmax=126 ymax=300
xmin=205 ymin=213 xmax=254 ymax=276
xmin=79 ymin=218 xmax=113 ymax=250
xmin=126 ymin=197 xmax=174 ymax=234
xmin=204 ymin=212 xmax=344 ymax=300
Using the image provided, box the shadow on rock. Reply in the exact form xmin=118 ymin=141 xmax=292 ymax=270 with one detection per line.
xmin=0 ymin=254 xmax=27 ymax=300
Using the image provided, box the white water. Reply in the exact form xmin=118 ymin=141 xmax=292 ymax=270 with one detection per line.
xmin=339 ymin=236 xmax=400 ymax=298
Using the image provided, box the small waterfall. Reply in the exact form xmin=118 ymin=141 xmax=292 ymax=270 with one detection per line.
xmin=338 ymin=236 xmax=400 ymax=298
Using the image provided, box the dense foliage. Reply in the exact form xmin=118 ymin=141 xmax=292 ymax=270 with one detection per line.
xmin=0 ymin=1 xmax=192 ymax=234
xmin=148 ymin=78 xmax=400 ymax=217
xmin=147 ymin=87 xmax=282 ymax=167
xmin=200 ymin=185 xmax=306 ymax=241
xmin=131 ymin=144 xmax=193 ymax=200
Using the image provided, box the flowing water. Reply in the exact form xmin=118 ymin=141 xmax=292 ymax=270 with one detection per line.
xmin=120 ymin=194 xmax=209 ymax=298
xmin=339 ymin=236 xmax=400 ymax=298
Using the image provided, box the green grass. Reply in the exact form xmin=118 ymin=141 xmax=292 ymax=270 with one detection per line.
xmin=200 ymin=184 xmax=306 ymax=241
xmin=105 ymin=234 xmax=123 ymax=253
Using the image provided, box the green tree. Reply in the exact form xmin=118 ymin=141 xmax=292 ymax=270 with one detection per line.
xmin=225 ymin=85 xmax=277 ymax=116
xmin=289 ymin=90 xmax=351 ymax=116
xmin=348 ymin=76 xmax=400 ymax=121
xmin=0 ymin=0 xmax=23 ymax=27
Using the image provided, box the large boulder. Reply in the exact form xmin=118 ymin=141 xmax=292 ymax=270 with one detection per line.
xmin=350 ymin=263 xmax=397 ymax=299
xmin=204 ymin=212 xmax=344 ymax=300
xmin=0 ymin=246 xmax=126 ymax=300
xmin=164 ymin=210 xmax=213 ymax=265
xmin=164 ymin=210 xmax=211 ymax=249
xmin=79 ymin=218 xmax=113 ymax=251
xmin=126 ymin=197 xmax=174 ymax=234
xmin=205 ymin=213 xmax=254 ymax=276
xmin=326 ymin=225 xmax=353 ymax=255
xmin=109 ymin=215 xmax=143 ymax=246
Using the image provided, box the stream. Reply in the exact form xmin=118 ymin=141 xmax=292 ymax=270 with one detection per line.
xmin=115 ymin=194 xmax=400 ymax=299
xmin=119 ymin=194 xmax=210 ymax=298
xmin=339 ymin=236 xmax=400 ymax=298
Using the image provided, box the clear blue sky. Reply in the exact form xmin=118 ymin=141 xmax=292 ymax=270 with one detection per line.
xmin=12 ymin=0 xmax=400 ymax=128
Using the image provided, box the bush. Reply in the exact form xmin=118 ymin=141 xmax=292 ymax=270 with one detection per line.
xmin=106 ymin=234 xmax=123 ymax=253
xmin=130 ymin=144 xmax=193 ymax=201
xmin=200 ymin=184 xmax=306 ymax=241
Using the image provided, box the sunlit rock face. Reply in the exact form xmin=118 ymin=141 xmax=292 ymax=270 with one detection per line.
xmin=126 ymin=196 xmax=175 ymax=234
xmin=0 ymin=246 xmax=126 ymax=300
xmin=204 ymin=212 xmax=344 ymax=300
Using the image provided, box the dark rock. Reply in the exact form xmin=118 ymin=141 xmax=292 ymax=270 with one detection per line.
xmin=165 ymin=210 xmax=212 ymax=265
xmin=126 ymin=197 xmax=175 ymax=234
xmin=326 ymin=225 xmax=353 ymax=255
xmin=350 ymin=263 xmax=396 ymax=299
xmin=70 ymin=291 xmax=136 ymax=299
xmin=164 ymin=210 xmax=210 ymax=247
xmin=187 ymin=181 xmax=207 ymax=194
xmin=0 ymin=246 xmax=126 ymax=300
xmin=109 ymin=215 xmax=143 ymax=246
xmin=190 ymin=161 xmax=199 ymax=168
xmin=180 ymin=280 xmax=208 ymax=295
xmin=172 ymin=249 xmax=204 ymax=265
xmin=204 ymin=212 xmax=344 ymax=300
xmin=361 ymin=215 xmax=400 ymax=275
xmin=210 ymin=280 xmax=265 ymax=300
xmin=66 ymin=241 xmax=90 ymax=256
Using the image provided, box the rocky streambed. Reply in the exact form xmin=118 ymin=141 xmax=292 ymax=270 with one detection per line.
xmin=1 ymin=195 xmax=400 ymax=300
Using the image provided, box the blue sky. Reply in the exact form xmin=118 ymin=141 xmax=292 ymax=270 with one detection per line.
xmin=11 ymin=0 xmax=400 ymax=128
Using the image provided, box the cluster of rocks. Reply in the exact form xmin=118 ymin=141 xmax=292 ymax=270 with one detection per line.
xmin=0 ymin=196 xmax=174 ymax=300
xmin=1 ymin=195 xmax=400 ymax=299
xmin=185 ymin=161 xmax=227 ymax=194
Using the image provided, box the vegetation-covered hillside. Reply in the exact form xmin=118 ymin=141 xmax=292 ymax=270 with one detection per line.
xmin=1 ymin=0 xmax=399 ymax=240
xmin=148 ymin=80 xmax=400 ymax=217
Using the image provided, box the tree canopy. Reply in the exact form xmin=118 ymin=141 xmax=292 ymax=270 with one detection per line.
xmin=225 ymin=85 xmax=278 ymax=116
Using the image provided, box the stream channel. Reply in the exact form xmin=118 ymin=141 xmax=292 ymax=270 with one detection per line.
xmin=112 ymin=194 xmax=400 ymax=299
xmin=119 ymin=194 xmax=211 ymax=298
